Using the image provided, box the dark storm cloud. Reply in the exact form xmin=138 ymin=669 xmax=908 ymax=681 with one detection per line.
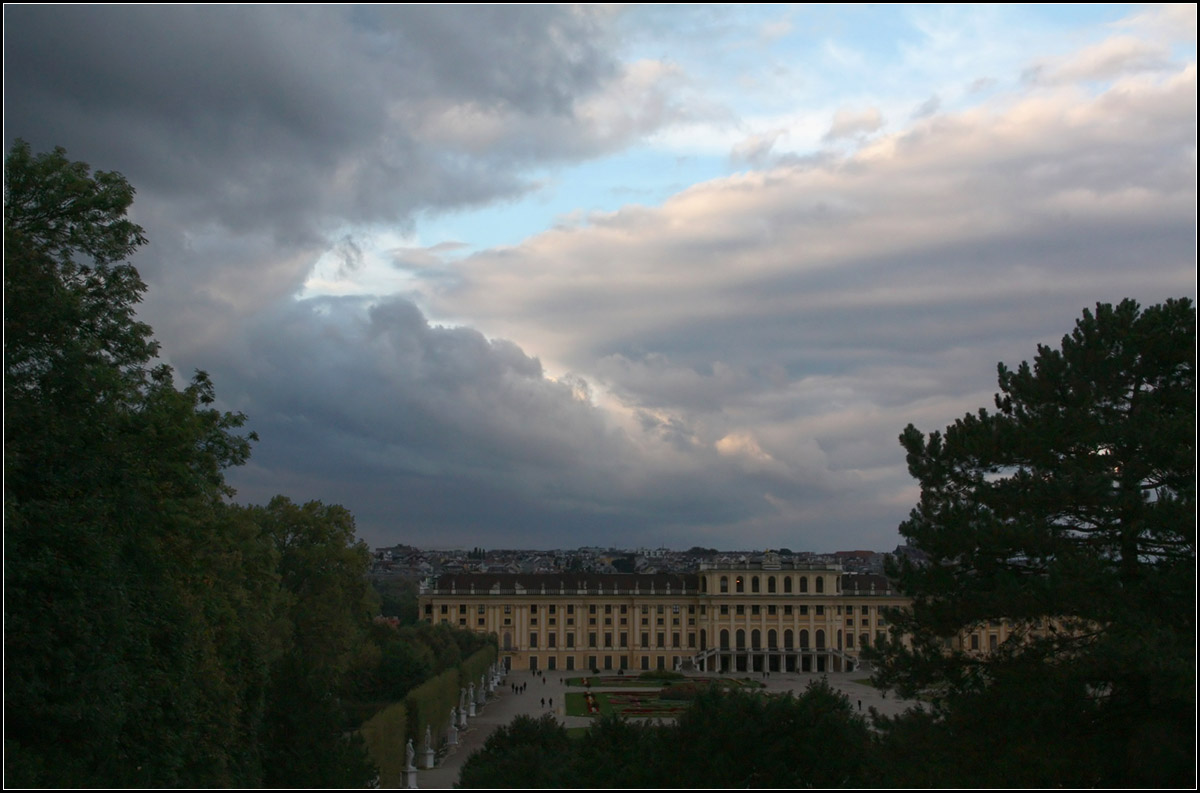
xmin=4 ymin=5 xmax=618 ymax=231
xmin=3 ymin=5 xmax=725 ymax=549
xmin=3 ymin=4 xmax=647 ymax=323
xmin=212 ymin=295 xmax=793 ymax=547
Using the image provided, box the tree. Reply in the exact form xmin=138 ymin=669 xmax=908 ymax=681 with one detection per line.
xmin=457 ymin=714 xmax=572 ymax=788
xmin=248 ymin=497 xmax=380 ymax=788
xmin=5 ymin=141 xmax=267 ymax=785
xmin=871 ymin=298 xmax=1195 ymax=787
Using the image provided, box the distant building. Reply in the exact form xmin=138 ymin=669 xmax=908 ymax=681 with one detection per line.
xmin=419 ymin=554 xmax=909 ymax=674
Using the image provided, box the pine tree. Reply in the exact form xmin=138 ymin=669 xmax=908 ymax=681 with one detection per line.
xmin=871 ymin=298 xmax=1195 ymax=787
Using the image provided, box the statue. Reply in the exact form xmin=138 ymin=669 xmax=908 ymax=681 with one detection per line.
xmin=424 ymin=724 xmax=432 ymax=752
xmin=405 ymin=738 xmax=415 ymax=770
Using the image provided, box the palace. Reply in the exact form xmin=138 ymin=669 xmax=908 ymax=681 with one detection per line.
xmin=416 ymin=551 xmax=985 ymax=674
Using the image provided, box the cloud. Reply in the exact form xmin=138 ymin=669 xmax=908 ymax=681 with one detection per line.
xmin=730 ymin=129 xmax=789 ymax=167
xmin=5 ymin=7 xmax=1194 ymax=553
xmin=211 ymin=294 xmax=822 ymax=547
xmin=3 ymin=5 xmax=682 ymax=348
xmin=1024 ymin=35 xmax=1173 ymax=84
xmin=419 ymin=59 xmax=1194 ymax=549
xmin=823 ymin=107 xmax=885 ymax=141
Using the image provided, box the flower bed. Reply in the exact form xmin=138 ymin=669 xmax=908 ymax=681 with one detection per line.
xmin=565 ymin=690 xmax=693 ymax=718
xmin=566 ymin=675 xmax=763 ymax=689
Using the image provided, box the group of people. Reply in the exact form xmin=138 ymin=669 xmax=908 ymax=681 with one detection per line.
xmin=510 ymin=670 xmax=555 ymax=709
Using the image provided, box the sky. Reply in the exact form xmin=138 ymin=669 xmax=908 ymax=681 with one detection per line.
xmin=4 ymin=4 xmax=1195 ymax=553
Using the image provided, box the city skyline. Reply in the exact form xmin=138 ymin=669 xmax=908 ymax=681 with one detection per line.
xmin=4 ymin=4 xmax=1195 ymax=552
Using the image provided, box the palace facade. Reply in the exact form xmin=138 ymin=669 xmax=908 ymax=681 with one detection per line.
xmin=418 ymin=552 xmax=953 ymax=674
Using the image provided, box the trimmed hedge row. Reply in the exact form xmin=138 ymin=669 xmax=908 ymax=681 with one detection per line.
xmin=361 ymin=644 xmax=498 ymax=786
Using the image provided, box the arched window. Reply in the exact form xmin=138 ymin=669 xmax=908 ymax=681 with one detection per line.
xmin=700 ymin=629 xmax=708 ymax=650
xmin=799 ymin=629 xmax=809 ymax=649
xmin=768 ymin=629 xmax=777 ymax=649
xmin=799 ymin=577 xmax=808 ymax=593
xmin=735 ymin=576 xmax=744 ymax=593
xmin=837 ymin=630 xmax=843 ymax=650
xmin=751 ymin=630 xmax=761 ymax=649
xmin=700 ymin=577 xmax=708 ymax=592
xmin=720 ymin=629 xmax=730 ymax=649
xmin=751 ymin=576 xmax=760 ymax=593
xmin=767 ymin=576 xmax=776 ymax=593
xmin=784 ymin=629 xmax=793 ymax=650
xmin=816 ymin=576 xmax=824 ymax=594
xmin=783 ymin=577 xmax=793 ymax=593
xmin=736 ymin=629 xmax=746 ymax=649
xmin=816 ymin=630 xmax=825 ymax=649
xmin=720 ymin=576 xmax=728 ymax=593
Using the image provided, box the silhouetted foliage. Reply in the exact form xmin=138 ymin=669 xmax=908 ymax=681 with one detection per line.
xmin=458 ymin=714 xmax=572 ymax=788
xmin=458 ymin=680 xmax=872 ymax=788
xmin=870 ymin=298 xmax=1196 ymax=787
xmin=4 ymin=141 xmax=382 ymax=787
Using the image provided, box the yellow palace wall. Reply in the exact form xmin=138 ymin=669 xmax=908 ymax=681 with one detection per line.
xmin=418 ymin=560 xmax=912 ymax=674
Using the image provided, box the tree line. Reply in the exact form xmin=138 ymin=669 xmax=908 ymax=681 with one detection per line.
xmin=2 ymin=141 xmax=490 ymax=787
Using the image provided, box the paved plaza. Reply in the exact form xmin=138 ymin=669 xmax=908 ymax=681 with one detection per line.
xmin=414 ymin=668 xmax=916 ymax=788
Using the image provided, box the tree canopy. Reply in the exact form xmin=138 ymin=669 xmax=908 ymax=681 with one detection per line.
xmin=4 ymin=141 xmax=385 ymax=787
xmin=870 ymin=298 xmax=1195 ymax=787
xmin=457 ymin=681 xmax=874 ymax=788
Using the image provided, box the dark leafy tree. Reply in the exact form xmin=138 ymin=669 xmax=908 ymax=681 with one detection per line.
xmin=4 ymin=141 xmax=265 ymax=785
xmin=458 ymin=714 xmax=572 ymax=788
xmin=871 ymin=298 xmax=1195 ymax=787
xmin=458 ymin=681 xmax=873 ymax=788
xmin=372 ymin=575 xmax=421 ymax=623
xmin=249 ymin=497 xmax=380 ymax=788
xmin=662 ymin=680 xmax=872 ymax=788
